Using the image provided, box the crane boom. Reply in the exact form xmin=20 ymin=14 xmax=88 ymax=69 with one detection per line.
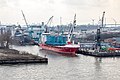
xmin=21 ymin=10 xmax=29 ymax=28
xmin=45 ymin=16 xmax=53 ymax=33
xmin=46 ymin=16 xmax=53 ymax=26
xmin=101 ymin=11 xmax=105 ymax=28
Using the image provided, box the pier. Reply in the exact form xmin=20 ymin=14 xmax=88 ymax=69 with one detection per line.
xmin=77 ymin=49 xmax=120 ymax=57
xmin=0 ymin=48 xmax=48 ymax=64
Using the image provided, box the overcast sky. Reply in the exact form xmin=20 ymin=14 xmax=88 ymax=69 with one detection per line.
xmin=0 ymin=0 xmax=120 ymax=25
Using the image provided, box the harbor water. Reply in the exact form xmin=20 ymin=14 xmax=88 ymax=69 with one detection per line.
xmin=0 ymin=45 xmax=120 ymax=80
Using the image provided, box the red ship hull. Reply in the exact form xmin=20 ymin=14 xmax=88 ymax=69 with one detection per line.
xmin=39 ymin=44 xmax=79 ymax=56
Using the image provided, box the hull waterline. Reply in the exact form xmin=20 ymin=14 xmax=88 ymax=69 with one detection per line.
xmin=39 ymin=44 xmax=79 ymax=56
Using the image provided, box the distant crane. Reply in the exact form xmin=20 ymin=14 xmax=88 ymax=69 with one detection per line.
xmin=0 ymin=21 xmax=1 ymax=26
xmin=101 ymin=11 xmax=105 ymax=28
xmin=60 ymin=17 xmax=62 ymax=25
xmin=112 ymin=18 xmax=117 ymax=27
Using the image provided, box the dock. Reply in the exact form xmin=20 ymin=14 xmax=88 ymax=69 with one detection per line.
xmin=77 ymin=50 xmax=120 ymax=57
xmin=0 ymin=48 xmax=48 ymax=64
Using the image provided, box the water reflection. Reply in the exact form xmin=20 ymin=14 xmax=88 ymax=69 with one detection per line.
xmin=92 ymin=57 xmax=103 ymax=80
xmin=94 ymin=57 xmax=102 ymax=71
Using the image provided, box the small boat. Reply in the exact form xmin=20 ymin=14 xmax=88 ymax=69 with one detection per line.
xmin=108 ymin=47 xmax=120 ymax=51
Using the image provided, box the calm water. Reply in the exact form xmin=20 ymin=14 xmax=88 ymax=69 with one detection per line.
xmin=0 ymin=45 xmax=120 ymax=80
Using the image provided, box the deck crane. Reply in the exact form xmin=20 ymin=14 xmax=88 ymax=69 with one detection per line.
xmin=45 ymin=16 xmax=54 ymax=33
xmin=67 ymin=14 xmax=76 ymax=44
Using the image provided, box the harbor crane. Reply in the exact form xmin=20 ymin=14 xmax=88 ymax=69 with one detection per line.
xmin=97 ymin=11 xmax=105 ymax=51
xmin=21 ymin=10 xmax=29 ymax=28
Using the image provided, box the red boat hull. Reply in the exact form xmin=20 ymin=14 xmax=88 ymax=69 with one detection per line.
xmin=39 ymin=44 xmax=79 ymax=56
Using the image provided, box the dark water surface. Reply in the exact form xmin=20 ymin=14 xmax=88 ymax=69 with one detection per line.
xmin=0 ymin=45 xmax=120 ymax=80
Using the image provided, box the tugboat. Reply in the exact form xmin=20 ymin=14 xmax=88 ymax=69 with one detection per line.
xmin=39 ymin=14 xmax=79 ymax=56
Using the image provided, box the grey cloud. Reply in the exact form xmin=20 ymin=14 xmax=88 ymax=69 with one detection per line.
xmin=62 ymin=0 xmax=110 ymax=8
xmin=62 ymin=0 xmax=86 ymax=6
xmin=0 ymin=0 xmax=7 ymax=7
xmin=48 ymin=0 xmax=55 ymax=4
xmin=91 ymin=0 xmax=110 ymax=7
xmin=0 ymin=0 xmax=20 ymax=8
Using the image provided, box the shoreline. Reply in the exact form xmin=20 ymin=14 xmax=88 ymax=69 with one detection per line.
xmin=0 ymin=48 xmax=48 ymax=64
